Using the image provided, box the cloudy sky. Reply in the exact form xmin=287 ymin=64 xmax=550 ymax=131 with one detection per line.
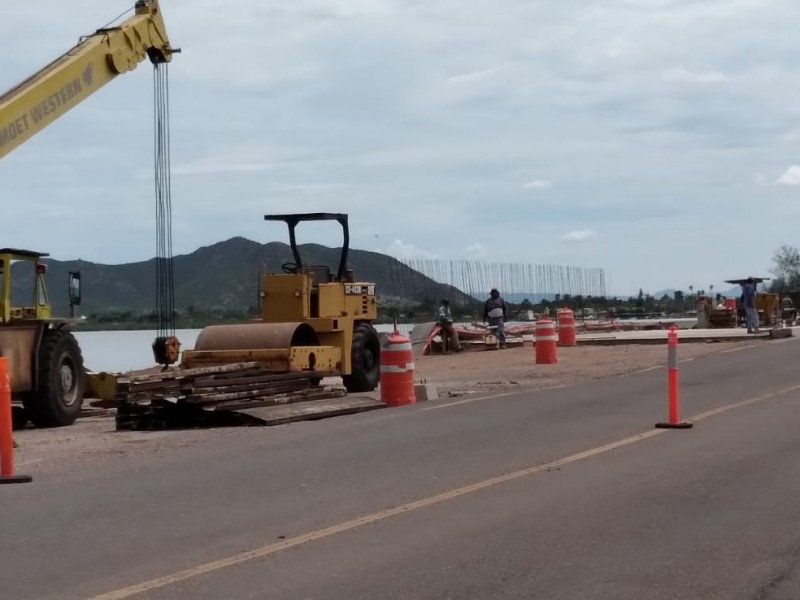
xmin=3 ymin=0 xmax=800 ymax=296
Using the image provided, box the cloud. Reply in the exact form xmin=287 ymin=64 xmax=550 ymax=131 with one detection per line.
xmin=522 ymin=180 xmax=554 ymax=190
xmin=560 ymin=229 xmax=599 ymax=243
xmin=268 ymin=183 xmax=350 ymax=194
xmin=4 ymin=0 xmax=800 ymax=296
xmin=660 ymin=67 xmax=728 ymax=85
xmin=776 ymin=166 xmax=800 ymax=186
xmin=170 ymin=162 xmax=272 ymax=177
xmin=465 ymin=242 xmax=488 ymax=258
xmin=382 ymin=239 xmax=438 ymax=260
xmin=781 ymin=128 xmax=800 ymax=142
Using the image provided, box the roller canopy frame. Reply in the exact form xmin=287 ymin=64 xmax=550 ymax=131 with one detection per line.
xmin=264 ymin=213 xmax=350 ymax=280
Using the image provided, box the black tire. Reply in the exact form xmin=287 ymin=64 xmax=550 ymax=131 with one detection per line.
xmin=11 ymin=406 xmax=28 ymax=431
xmin=342 ymin=323 xmax=381 ymax=393
xmin=23 ymin=330 xmax=85 ymax=428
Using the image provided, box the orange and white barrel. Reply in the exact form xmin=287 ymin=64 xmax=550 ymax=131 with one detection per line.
xmin=557 ymin=308 xmax=577 ymax=346
xmin=380 ymin=331 xmax=416 ymax=406
xmin=535 ymin=317 xmax=558 ymax=364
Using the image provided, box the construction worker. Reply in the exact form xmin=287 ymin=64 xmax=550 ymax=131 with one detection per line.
xmin=438 ymin=299 xmax=463 ymax=353
xmin=781 ymin=295 xmax=795 ymax=325
xmin=740 ymin=277 xmax=759 ymax=333
xmin=484 ymin=288 xmax=508 ymax=348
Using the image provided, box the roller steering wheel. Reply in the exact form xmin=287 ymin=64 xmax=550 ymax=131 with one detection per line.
xmin=281 ymin=262 xmax=300 ymax=274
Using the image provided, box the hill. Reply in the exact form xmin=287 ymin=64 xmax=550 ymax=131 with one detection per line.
xmin=9 ymin=238 xmax=474 ymax=315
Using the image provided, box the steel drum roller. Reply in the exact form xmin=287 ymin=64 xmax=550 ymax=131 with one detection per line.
xmin=193 ymin=322 xmax=320 ymax=351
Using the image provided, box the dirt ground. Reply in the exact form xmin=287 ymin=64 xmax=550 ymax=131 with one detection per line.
xmin=415 ymin=339 xmax=763 ymax=395
xmin=11 ymin=338 xmax=764 ymax=474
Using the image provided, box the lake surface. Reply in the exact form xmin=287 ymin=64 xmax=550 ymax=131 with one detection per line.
xmin=73 ymin=324 xmax=417 ymax=373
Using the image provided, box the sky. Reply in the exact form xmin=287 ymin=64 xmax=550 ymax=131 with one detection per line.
xmin=2 ymin=0 xmax=800 ymax=297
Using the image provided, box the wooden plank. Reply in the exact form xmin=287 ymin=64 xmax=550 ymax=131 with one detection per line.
xmin=124 ymin=379 xmax=183 ymax=392
xmin=117 ymin=391 xmax=185 ymax=403
xmin=190 ymin=371 xmax=322 ymax=388
xmin=182 ymin=382 xmax=309 ymax=404
xmin=122 ymin=362 xmax=262 ymax=383
xmin=206 ymin=388 xmax=347 ymax=412
xmin=182 ymin=379 xmax=310 ymax=395
xmin=236 ymin=396 xmax=385 ymax=426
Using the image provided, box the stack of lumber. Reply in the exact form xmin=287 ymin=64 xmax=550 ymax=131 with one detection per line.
xmin=114 ymin=362 xmax=345 ymax=430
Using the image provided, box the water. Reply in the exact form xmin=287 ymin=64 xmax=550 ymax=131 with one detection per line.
xmin=73 ymin=329 xmax=203 ymax=373
xmin=73 ymin=324 xmax=417 ymax=373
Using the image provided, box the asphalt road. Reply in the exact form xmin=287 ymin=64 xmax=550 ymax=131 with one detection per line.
xmin=3 ymin=338 xmax=800 ymax=600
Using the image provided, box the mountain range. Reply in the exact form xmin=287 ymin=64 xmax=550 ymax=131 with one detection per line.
xmin=9 ymin=238 xmax=750 ymax=317
xmin=9 ymin=238 xmax=474 ymax=315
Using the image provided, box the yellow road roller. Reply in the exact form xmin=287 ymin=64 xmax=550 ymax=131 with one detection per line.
xmin=181 ymin=213 xmax=381 ymax=393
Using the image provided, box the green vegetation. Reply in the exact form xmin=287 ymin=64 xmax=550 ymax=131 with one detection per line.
xmin=769 ymin=243 xmax=800 ymax=295
xmin=75 ymin=306 xmax=262 ymax=331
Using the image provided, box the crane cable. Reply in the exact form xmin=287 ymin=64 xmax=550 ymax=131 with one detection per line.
xmin=153 ymin=61 xmax=175 ymax=341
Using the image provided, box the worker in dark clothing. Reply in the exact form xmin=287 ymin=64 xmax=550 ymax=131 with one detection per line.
xmin=781 ymin=295 xmax=795 ymax=325
xmin=483 ymin=288 xmax=508 ymax=348
xmin=740 ymin=277 xmax=759 ymax=333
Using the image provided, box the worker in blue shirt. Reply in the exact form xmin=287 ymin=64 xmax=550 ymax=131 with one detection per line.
xmin=740 ymin=277 xmax=759 ymax=333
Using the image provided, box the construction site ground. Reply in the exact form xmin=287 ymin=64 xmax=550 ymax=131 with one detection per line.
xmin=415 ymin=338 xmax=763 ymax=395
xmin=13 ymin=338 xmax=762 ymax=475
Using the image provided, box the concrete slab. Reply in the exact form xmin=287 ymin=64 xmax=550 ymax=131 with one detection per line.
xmin=575 ymin=327 xmax=794 ymax=345
xmin=580 ymin=317 xmax=699 ymax=331
xmin=414 ymin=383 xmax=439 ymax=403
xmin=409 ymin=322 xmax=439 ymax=358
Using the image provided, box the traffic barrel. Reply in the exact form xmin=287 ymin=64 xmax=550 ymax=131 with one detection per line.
xmin=0 ymin=357 xmax=32 ymax=484
xmin=655 ymin=326 xmax=692 ymax=429
xmin=535 ymin=316 xmax=558 ymax=364
xmin=557 ymin=308 xmax=577 ymax=346
xmin=380 ymin=331 xmax=416 ymax=407
xmin=522 ymin=333 xmax=534 ymax=349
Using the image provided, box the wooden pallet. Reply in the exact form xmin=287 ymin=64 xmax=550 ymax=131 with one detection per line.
xmin=113 ymin=362 xmax=347 ymax=430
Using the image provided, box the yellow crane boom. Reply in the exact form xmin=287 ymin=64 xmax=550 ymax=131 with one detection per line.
xmin=0 ymin=0 xmax=177 ymax=159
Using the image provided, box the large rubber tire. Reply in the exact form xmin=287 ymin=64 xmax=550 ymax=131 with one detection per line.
xmin=342 ymin=323 xmax=381 ymax=393
xmin=23 ymin=330 xmax=85 ymax=428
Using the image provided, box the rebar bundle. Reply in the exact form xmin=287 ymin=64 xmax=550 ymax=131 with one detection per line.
xmin=394 ymin=259 xmax=607 ymax=306
xmin=153 ymin=62 xmax=175 ymax=339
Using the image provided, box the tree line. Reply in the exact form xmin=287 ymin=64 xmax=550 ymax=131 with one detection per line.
xmin=73 ymin=243 xmax=800 ymax=330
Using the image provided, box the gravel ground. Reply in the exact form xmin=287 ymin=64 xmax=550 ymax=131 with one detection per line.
xmin=413 ymin=339 xmax=763 ymax=395
xmin=10 ymin=339 xmax=763 ymax=474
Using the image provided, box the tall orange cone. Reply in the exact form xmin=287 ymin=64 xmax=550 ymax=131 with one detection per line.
xmin=0 ymin=357 xmax=32 ymax=483
xmin=655 ymin=326 xmax=693 ymax=429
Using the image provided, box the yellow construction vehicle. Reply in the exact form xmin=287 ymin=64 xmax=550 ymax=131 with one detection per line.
xmin=0 ymin=1 xmax=180 ymax=425
xmin=182 ymin=213 xmax=382 ymax=393
xmin=0 ymin=249 xmax=85 ymax=427
xmin=0 ymin=0 xmax=177 ymax=158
